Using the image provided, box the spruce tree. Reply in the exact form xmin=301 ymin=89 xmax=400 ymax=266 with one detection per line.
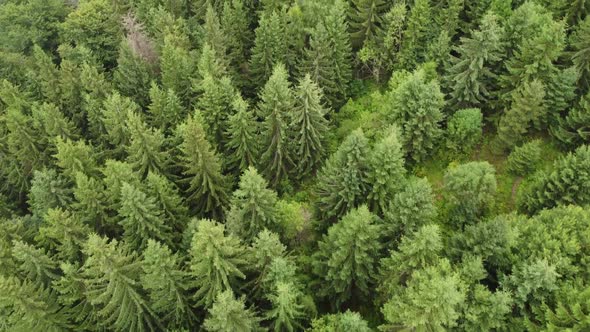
xmin=73 ymin=172 xmax=111 ymax=231
xmin=54 ymin=137 xmax=99 ymax=180
xmin=147 ymin=82 xmax=185 ymax=132
xmin=197 ymin=74 xmax=237 ymax=147
xmin=348 ymin=0 xmax=388 ymax=49
xmin=446 ymin=108 xmax=484 ymax=157
xmin=125 ymin=110 xmax=169 ymax=179
xmin=31 ymin=102 xmax=79 ymax=148
xmin=36 ymin=208 xmax=90 ymax=262
xmin=11 ymin=239 xmax=59 ymax=285
xmin=265 ymin=281 xmax=306 ymax=332
xmin=178 ymin=112 xmax=229 ymax=217
xmin=249 ymin=11 xmax=287 ymax=84
xmin=571 ymin=16 xmax=590 ymax=91
xmin=100 ymin=92 xmax=137 ymax=157
xmin=292 ymin=74 xmax=329 ymax=177
xmin=28 ymin=169 xmax=72 ymax=218
xmin=257 ymin=63 xmax=295 ymax=187
xmin=118 ymin=182 xmax=172 ymax=251
xmin=554 ymin=92 xmax=590 ymax=148
xmin=204 ymin=290 xmax=261 ymax=332
xmin=309 ymin=310 xmax=372 ymax=331
xmin=226 ymin=94 xmax=259 ymax=172
xmin=506 ymin=140 xmax=542 ymax=176
xmin=113 ymin=41 xmax=155 ymax=109
xmin=385 ymin=67 xmax=444 ymax=163
xmin=367 ymin=126 xmax=406 ymax=215
xmin=221 ymin=0 xmax=253 ymax=87
xmin=446 ymin=13 xmax=504 ymax=108
xmin=160 ymin=33 xmax=194 ymax=107
xmin=226 ymin=167 xmax=280 ymax=241
xmin=398 ymin=0 xmax=433 ymax=69
xmin=189 ymin=219 xmax=250 ymax=307
xmin=101 ymin=160 xmax=141 ymax=210
xmin=251 ymin=229 xmax=287 ymax=295
xmin=203 ymin=4 xmax=230 ymax=75
xmin=145 ymin=171 xmax=188 ymax=234
xmin=496 ymin=80 xmax=546 ymax=150
xmin=313 ymin=205 xmax=381 ymax=307
xmin=197 ymin=42 xmax=228 ymax=82
xmin=316 ymin=128 xmax=370 ymax=220
xmin=80 ymin=234 xmax=161 ymax=331
xmin=141 ymin=239 xmax=196 ymax=329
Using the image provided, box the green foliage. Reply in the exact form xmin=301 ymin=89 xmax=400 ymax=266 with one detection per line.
xmin=37 ymin=208 xmax=90 ymax=262
xmin=249 ymin=11 xmax=287 ymax=84
xmin=266 ymin=281 xmax=306 ymax=332
xmin=54 ymin=137 xmax=98 ymax=180
xmin=189 ymin=219 xmax=250 ymax=307
xmin=553 ymin=92 xmax=590 ymax=148
xmin=446 ymin=108 xmax=483 ymax=157
xmin=313 ymin=205 xmax=381 ymax=307
xmin=73 ymin=172 xmax=110 ymax=230
xmin=385 ymin=67 xmax=445 ymax=163
xmin=348 ymin=0 xmax=388 ymax=50
xmin=571 ymin=16 xmax=590 ymax=91
xmin=506 ymin=140 xmax=542 ymax=176
xmin=113 ymin=41 xmax=155 ymax=109
xmin=28 ymin=169 xmax=72 ymax=218
xmin=59 ymin=0 xmax=122 ymax=67
xmin=519 ymin=145 xmax=590 ymax=214
xmin=11 ymin=239 xmax=59 ymax=285
xmin=125 ymin=110 xmax=169 ymax=179
xmin=398 ymin=0 xmax=433 ymax=69
xmin=204 ymin=290 xmax=261 ymax=332
xmin=178 ymin=112 xmax=229 ymax=218
xmin=315 ymin=128 xmax=370 ymax=221
xmin=145 ymin=172 xmax=188 ymax=234
xmin=197 ymin=74 xmax=236 ymax=147
xmin=226 ymin=94 xmax=259 ymax=172
xmin=147 ymin=82 xmax=185 ymax=132
xmin=310 ymin=310 xmax=372 ymax=332
xmin=160 ymin=33 xmax=194 ymax=107
xmin=226 ymin=167 xmax=279 ymax=241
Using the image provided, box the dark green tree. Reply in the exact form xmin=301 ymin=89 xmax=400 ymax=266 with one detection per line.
xmin=506 ymin=140 xmax=542 ymax=176
xmin=315 ymin=129 xmax=370 ymax=220
xmin=147 ymin=82 xmax=185 ymax=132
xmin=221 ymin=0 xmax=253 ymax=87
xmin=113 ymin=41 xmax=156 ymax=109
xmin=189 ymin=219 xmax=250 ymax=307
xmin=11 ymin=240 xmax=59 ymax=285
xmin=553 ymin=92 xmax=590 ymax=148
xmin=348 ymin=0 xmax=388 ymax=49
xmin=571 ymin=16 xmax=590 ymax=91
xmin=160 ymin=33 xmax=194 ymax=107
xmin=28 ymin=169 xmax=72 ymax=218
xmin=145 ymin=172 xmax=188 ymax=234
xmin=197 ymin=74 xmax=237 ymax=147
xmin=178 ymin=112 xmax=229 ymax=217
xmin=398 ymin=0 xmax=433 ymax=69
xmin=313 ymin=205 xmax=381 ymax=307
xmin=226 ymin=95 xmax=259 ymax=172
xmin=249 ymin=11 xmax=287 ymax=84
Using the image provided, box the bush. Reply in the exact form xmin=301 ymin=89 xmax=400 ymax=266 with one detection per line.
xmin=506 ymin=140 xmax=542 ymax=176
xmin=446 ymin=108 xmax=483 ymax=157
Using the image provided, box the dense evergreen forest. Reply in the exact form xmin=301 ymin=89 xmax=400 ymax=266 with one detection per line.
xmin=2 ymin=0 xmax=590 ymax=330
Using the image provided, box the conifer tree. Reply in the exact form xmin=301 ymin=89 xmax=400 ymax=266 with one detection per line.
xmin=0 ymin=275 xmax=71 ymax=331
xmin=145 ymin=172 xmax=188 ymax=234
xmin=141 ymin=239 xmax=196 ymax=329
xmin=28 ymin=169 xmax=72 ymax=218
xmin=118 ymin=182 xmax=172 ymax=251
xmin=204 ymin=289 xmax=261 ymax=332
xmin=189 ymin=219 xmax=250 ymax=307
xmin=203 ymin=5 xmax=230 ymax=75
xmin=100 ymin=92 xmax=138 ymax=157
xmin=316 ymin=129 xmax=370 ymax=220
xmin=80 ymin=234 xmax=161 ymax=331
xmin=197 ymin=42 xmax=228 ymax=82
xmin=11 ymin=240 xmax=59 ymax=285
xmin=257 ymin=63 xmax=295 ymax=187
xmin=54 ymin=137 xmax=99 ymax=180
xmin=292 ymin=74 xmax=329 ymax=177
xmin=226 ymin=167 xmax=279 ymax=241
xmin=554 ymin=92 xmax=590 ymax=148
xmin=385 ymin=67 xmax=444 ymax=163
xmin=178 ymin=112 xmax=229 ymax=217
xmin=101 ymin=160 xmax=141 ymax=210
xmin=251 ymin=229 xmax=287 ymax=295
xmin=73 ymin=172 xmax=111 ymax=231
xmin=313 ymin=206 xmax=381 ymax=307
xmin=309 ymin=310 xmax=372 ymax=331
xmin=398 ymin=0 xmax=433 ymax=69
xmin=221 ymin=0 xmax=253 ymax=86
xmin=226 ymin=95 xmax=259 ymax=172
xmin=506 ymin=140 xmax=542 ymax=176
xmin=113 ymin=41 xmax=155 ymax=109
xmin=249 ymin=11 xmax=286 ymax=84
xmin=496 ymin=80 xmax=546 ymax=150
xmin=571 ymin=16 xmax=590 ymax=91
xmin=447 ymin=13 xmax=504 ymax=108
xmin=266 ymin=281 xmax=306 ymax=332
xmin=31 ymin=102 xmax=79 ymax=148
xmin=197 ymin=74 xmax=237 ymax=146
xmin=125 ymin=110 xmax=169 ymax=179
xmin=160 ymin=33 xmax=194 ymax=107
xmin=383 ymin=177 xmax=436 ymax=240
xmin=446 ymin=108 xmax=484 ymax=157
xmin=36 ymin=208 xmax=90 ymax=262
xmin=147 ymin=82 xmax=185 ymax=132
xmin=348 ymin=0 xmax=388 ymax=49
xmin=367 ymin=126 xmax=406 ymax=215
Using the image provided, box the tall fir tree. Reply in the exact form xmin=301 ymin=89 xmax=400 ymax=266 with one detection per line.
xmin=316 ymin=128 xmax=370 ymax=220
xmin=36 ymin=208 xmax=90 ymax=262
xmin=125 ymin=110 xmax=169 ymax=179
xmin=204 ymin=290 xmax=261 ymax=332
xmin=54 ymin=137 xmax=99 ymax=180
xmin=113 ymin=41 xmax=155 ymax=109
xmin=553 ymin=92 xmax=590 ymax=148
xmin=265 ymin=281 xmax=306 ymax=331
xmin=147 ymin=82 xmax=185 ymax=132
xmin=257 ymin=63 xmax=295 ymax=188
xmin=291 ymin=74 xmax=330 ymax=177
xmin=313 ymin=205 xmax=381 ymax=307
xmin=203 ymin=4 xmax=231 ymax=77
xmin=226 ymin=167 xmax=280 ymax=241
xmin=178 ymin=112 xmax=229 ymax=218
xmin=571 ymin=16 xmax=590 ymax=91
xmin=189 ymin=219 xmax=250 ymax=307
xmin=398 ymin=0 xmax=433 ymax=69
xmin=348 ymin=0 xmax=388 ymax=49
xmin=145 ymin=171 xmax=188 ymax=234
xmin=118 ymin=182 xmax=173 ymax=251
xmin=197 ymin=74 xmax=237 ymax=147
xmin=11 ymin=239 xmax=60 ymax=286
xmin=221 ymin=0 xmax=253 ymax=87
xmin=226 ymin=94 xmax=259 ymax=172
xmin=249 ymin=11 xmax=287 ymax=85
xmin=100 ymin=92 xmax=138 ymax=157
xmin=160 ymin=33 xmax=194 ymax=107
xmin=73 ymin=172 xmax=111 ymax=231
xmin=28 ymin=169 xmax=72 ymax=218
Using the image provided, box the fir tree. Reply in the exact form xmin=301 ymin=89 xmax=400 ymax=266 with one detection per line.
xmin=348 ymin=0 xmax=388 ymax=49
xmin=36 ymin=208 xmax=90 ymax=262
xmin=196 ymin=42 xmax=228 ymax=82
xmin=80 ymin=234 xmax=161 ymax=331
xmin=446 ymin=13 xmax=504 ymax=108
xmin=101 ymin=160 xmax=141 ymax=210
xmin=221 ymin=0 xmax=253 ymax=87
xmin=100 ymin=92 xmax=137 ymax=157
xmin=203 ymin=4 xmax=230 ymax=75
xmin=292 ymin=74 xmax=330 ymax=177
xmin=197 ymin=74 xmax=237 ymax=147
xmin=385 ymin=67 xmax=444 ymax=163
xmin=506 ymin=140 xmax=542 ymax=176
xmin=28 ymin=169 xmax=72 ymax=218
xmin=251 ymin=229 xmax=287 ymax=295
xmin=249 ymin=11 xmax=287 ymax=84
xmin=54 ymin=137 xmax=99 ymax=180
xmin=554 ymin=92 xmax=590 ymax=148
xmin=313 ymin=206 xmax=381 ymax=307
xmin=226 ymin=167 xmax=279 ymax=241
xmin=145 ymin=171 xmax=188 ymax=234
xmin=571 ymin=16 xmax=590 ymax=91
xmin=113 ymin=40 xmax=155 ymax=109
xmin=73 ymin=172 xmax=111 ymax=231
xmin=309 ymin=310 xmax=372 ymax=331
xmin=189 ymin=219 xmax=250 ymax=307
xmin=204 ymin=290 xmax=261 ymax=332
xmin=257 ymin=63 xmax=295 ymax=187
xmin=178 ymin=112 xmax=229 ymax=217
xmin=226 ymin=94 xmax=259 ymax=172
xmin=398 ymin=0 xmax=433 ymax=69
xmin=31 ymin=102 xmax=79 ymax=148
xmin=125 ymin=110 xmax=169 ymax=179
xmin=446 ymin=108 xmax=484 ymax=157
xmin=160 ymin=33 xmax=194 ymax=107
xmin=367 ymin=126 xmax=406 ymax=215
xmin=147 ymin=82 xmax=185 ymax=132
xmin=266 ymin=281 xmax=306 ymax=332
xmin=118 ymin=182 xmax=172 ymax=251
xmin=496 ymin=80 xmax=546 ymax=150
xmin=141 ymin=239 xmax=196 ymax=329
xmin=316 ymin=129 xmax=370 ymax=220
xmin=11 ymin=239 xmax=60 ymax=285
